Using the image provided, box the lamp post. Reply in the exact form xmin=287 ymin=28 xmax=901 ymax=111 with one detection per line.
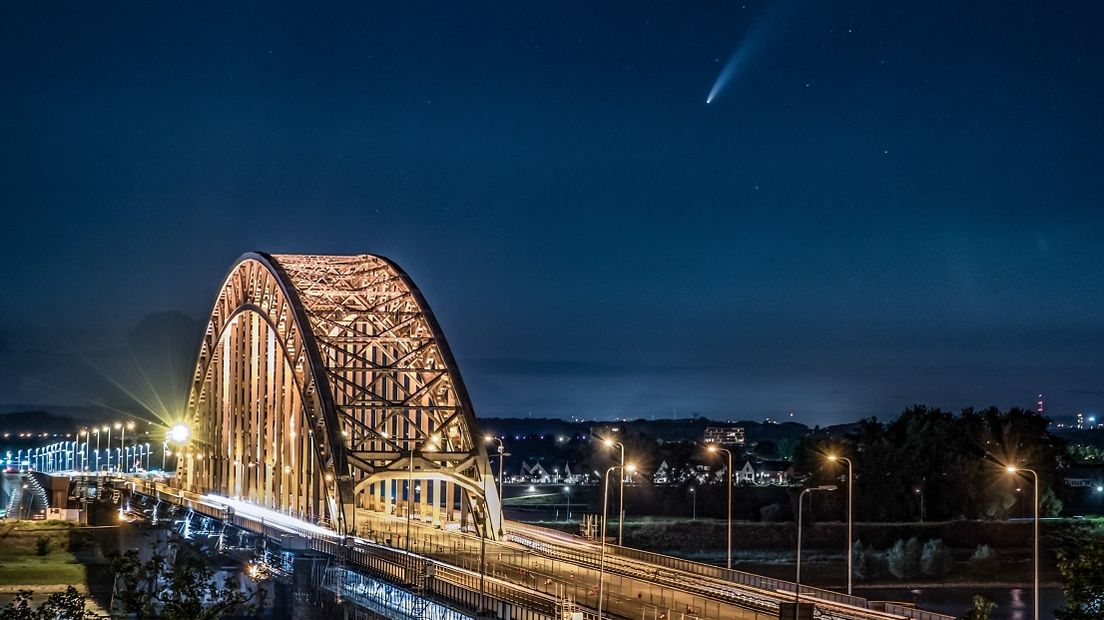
xmin=484 ymin=435 xmax=506 ymax=535
xmin=600 ymin=436 xmax=627 ymax=542
xmin=94 ymin=429 xmax=101 ymax=472
xmin=827 ymin=454 xmax=854 ymax=595
xmin=707 ymin=444 xmax=733 ymax=569
xmin=1007 ymin=465 xmax=1039 ymax=620
xmin=104 ymin=425 xmax=112 ymax=471
xmin=796 ymin=485 xmax=838 ymax=606
xmin=599 ymin=463 xmax=634 ymax=620
xmin=120 ymin=421 xmax=134 ymax=473
xmin=690 ymin=487 xmax=697 ymax=520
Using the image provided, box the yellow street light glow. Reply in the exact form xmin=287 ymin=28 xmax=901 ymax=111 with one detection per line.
xmin=1006 ymin=465 xmax=1018 ymax=473
xmin=626 ymin=464 xmax=637 ymax=473
xmin=168 ymin=423 xmax=190 ymax=444
xmin=114 ymin=422 xmax=122 ymax=430
xmin=707 ymin=444 xmax=718 ymax=452
xmin=603 ymin=438 xmax=614 ymax=447
xmin=827 ymin=454 xmax=838 ymax=461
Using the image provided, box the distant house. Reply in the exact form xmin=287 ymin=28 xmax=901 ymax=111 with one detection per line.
xmin=754 ymin=460 xmax=794 ymax=485
xmin=736 ymin=460 xmax=756 ymax=484
xmin=653 ymin=460 xmax=671 ymax=485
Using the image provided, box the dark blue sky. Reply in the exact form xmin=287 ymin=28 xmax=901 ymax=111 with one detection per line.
xmin=2 ymin=2 xmax=1103 ymax=425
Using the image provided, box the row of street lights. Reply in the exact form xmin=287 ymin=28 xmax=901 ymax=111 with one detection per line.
xmin=824 ymin=453 xmax=1042 ymax=620
xmin=478 ymin=434 xmax=1042 ymax=620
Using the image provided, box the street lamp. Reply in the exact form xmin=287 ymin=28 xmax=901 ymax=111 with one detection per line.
xmin=707 ymin=444 xmax=733 ymax=569
xmin=104 ymin=425 xmax=112 ymax=471
xmin=602 ymin=438 xmax=626 ymax=546
xmin=796 ymin=485 xmax=838 ymax=606
xmin=599 ymin=463 xmax=634 ymax=620
xmin=484 ymin=435 xmax=506 ymax=534
xmin=827 ymin=454 xmax=854 ymax=595
xmin=689 ymin=487 xmax=697 ymax=521
xmin=94 ymin=429 xmax=101 ymax=472
xmin=1007 ymin=465 xmax=1039 ymax=620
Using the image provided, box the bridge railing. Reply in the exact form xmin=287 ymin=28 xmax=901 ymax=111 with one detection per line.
xmin=606 ymin=542 xmax=870 ymax=609
xmin=508 ymin=522 xmax=869 ymax=610
xmin=880 ymin=603 xmax=956 ymax=620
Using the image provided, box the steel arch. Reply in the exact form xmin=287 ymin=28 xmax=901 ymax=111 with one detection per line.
xmin=179 ymin=252 xmax=501 ymax=537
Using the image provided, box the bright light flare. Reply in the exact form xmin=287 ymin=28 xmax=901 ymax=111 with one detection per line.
xmin=168 ymin=423 xmax=190 ymax=444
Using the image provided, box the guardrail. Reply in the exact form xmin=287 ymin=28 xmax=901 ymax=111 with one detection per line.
xmin=881 ymin=603 xmax=956 ymax=620
xmin=606 ymin=542 xmax=869 ymax=609
xmin=507 ymin=523 xmax=954 ymax=620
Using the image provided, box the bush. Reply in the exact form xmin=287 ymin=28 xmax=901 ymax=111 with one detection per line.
xmin=921 ymin=538 xmax=953 ymax=576
xmin=864 ymin=548 xmax=889 ymax=580
xmin=887 ymin=537 xmax=922 ymax=579
xmin=969 ymin=544 xmax=999 ymax=574
xmin=962 ymin=595 xmax=995 ymax=620
xmin=34 ymin=536 xmax=51 ymax=556
xmin=759 ymin=503 xmax=783 ymax=522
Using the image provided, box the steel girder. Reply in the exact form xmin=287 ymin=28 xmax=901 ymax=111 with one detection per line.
xmin=180 ymin=252 xmax=501 ymax=538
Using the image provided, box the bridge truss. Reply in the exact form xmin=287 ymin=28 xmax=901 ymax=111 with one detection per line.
xmin=178 ymin=253 xmax=501 ymax=538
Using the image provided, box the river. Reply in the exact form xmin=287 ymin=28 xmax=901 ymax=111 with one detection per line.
xmin=857 ymin=587 xmax=1064 ymax=620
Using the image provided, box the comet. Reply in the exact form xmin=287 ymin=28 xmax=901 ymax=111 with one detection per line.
xmin=705 ymin=7 xmax=780 ymax=104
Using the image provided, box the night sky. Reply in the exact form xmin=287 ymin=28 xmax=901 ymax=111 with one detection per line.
xmin=2 ymin=2 xmax=1103 ymax=426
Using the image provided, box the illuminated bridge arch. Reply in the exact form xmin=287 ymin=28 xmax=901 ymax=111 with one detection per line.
xmin=179 ymin=252 xmax=501 ymax=538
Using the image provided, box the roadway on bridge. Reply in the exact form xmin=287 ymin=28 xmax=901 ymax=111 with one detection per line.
xmin=107 ymin=474 xmax=934 ymax=620
xmin=349 ymin=509 xmax=902 ymax=620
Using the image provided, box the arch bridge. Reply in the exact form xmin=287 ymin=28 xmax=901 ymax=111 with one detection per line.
xmin=177 ymin=252 xmax=501 ymax=538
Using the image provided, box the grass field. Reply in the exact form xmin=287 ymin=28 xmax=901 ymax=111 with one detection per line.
xmin=0 ymin=521 xmax=88 ymax=587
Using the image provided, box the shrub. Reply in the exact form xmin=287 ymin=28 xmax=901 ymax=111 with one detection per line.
xmin=34 ymin=536 xmax=51 ymax=556
xmin=962 ymin=595 xmax=995 ymax=620
xmin=759 ymin=503 xmax=783 ymax=522
xmin=864 ymin=548 xmax=889 ymax=580
xmin=887 ymin=537 xmax=922 ymax=579
xmin=921 ymin=538 xmax=953 ymax=576
xmin=969 ymin=544 xmax=999 ymax=574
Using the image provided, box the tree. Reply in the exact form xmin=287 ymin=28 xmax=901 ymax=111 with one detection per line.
xmin=109 ymin=548 xmax=163 ymax=618
xmin=753 ymin=440 xmax=779 ymax=459
xmin=1055 ymin=539 xmax=1104 ymax=620
xmin=887 ymin=537 xmax=922 ymax=579
xmin=109 ymin=543 xmax=262 ymax=619
xmin=969 ymin=544 xmax=998 ymax=575
xmin=960 ymin=595 xmax=994 ymax=620
xmin=0 ymin=586 xmax=95 ymax=620
xmin=921 ymin=539 xmax=953 ymax=576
